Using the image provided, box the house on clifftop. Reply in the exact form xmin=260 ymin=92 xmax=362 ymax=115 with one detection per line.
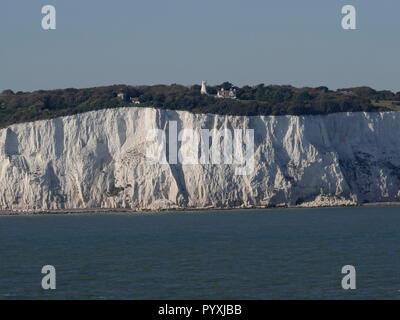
xmin=117 ymin=92 xmax=141 ymax=104
xmin=216 ymin=87 xmax=237 ymax=99
xmin=200 ymin=81 xmax=237 ymax=99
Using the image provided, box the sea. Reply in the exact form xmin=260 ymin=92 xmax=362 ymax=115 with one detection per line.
xmin=0 ymin=206 xmax=399 ymax=300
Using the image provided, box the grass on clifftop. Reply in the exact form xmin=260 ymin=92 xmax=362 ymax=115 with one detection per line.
xmin=0 ymin=83 xmax=399 ymax=128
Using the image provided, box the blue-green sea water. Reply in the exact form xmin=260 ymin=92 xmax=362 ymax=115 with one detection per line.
xmin=0 ymin=206 xmax=399 ymax=299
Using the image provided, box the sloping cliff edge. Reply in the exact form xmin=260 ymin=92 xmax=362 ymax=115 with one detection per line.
xmin=1 ymin=107 xmax=400 ymax=213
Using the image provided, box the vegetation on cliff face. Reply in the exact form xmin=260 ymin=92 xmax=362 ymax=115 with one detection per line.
xmin=1 ymin=83 xmax=399 ymax=128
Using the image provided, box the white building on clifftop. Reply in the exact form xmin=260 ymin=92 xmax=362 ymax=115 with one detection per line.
xmin=201 ymin=81 xmax=208 ymax=95
xmin=200 ymin=81 xmax=237 ymax=99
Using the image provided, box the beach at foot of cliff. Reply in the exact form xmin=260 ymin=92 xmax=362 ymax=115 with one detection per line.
xmin=1 ymin=202 xmax=400 ymax=216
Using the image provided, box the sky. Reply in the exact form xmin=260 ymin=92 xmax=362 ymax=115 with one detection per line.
xmin=1 ymin=0 xmax=399 ymax=92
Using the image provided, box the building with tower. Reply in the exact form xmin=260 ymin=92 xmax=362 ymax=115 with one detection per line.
xmin=200 ymin=81 xmax=237 ymax=99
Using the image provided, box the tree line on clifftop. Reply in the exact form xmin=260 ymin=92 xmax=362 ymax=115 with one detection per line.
xmin=0 ymin=83 xmax=399 ymax=128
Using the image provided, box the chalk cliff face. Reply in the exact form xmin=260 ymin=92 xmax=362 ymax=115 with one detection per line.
xmin=1 ymin=107 xmax=400 ymax=211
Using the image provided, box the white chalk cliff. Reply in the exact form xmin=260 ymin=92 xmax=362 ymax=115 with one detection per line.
xmin=1 ymin=107 xmax=400 ymax=211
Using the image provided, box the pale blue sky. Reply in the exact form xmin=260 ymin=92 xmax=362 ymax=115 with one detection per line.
xmin=1 ymin=0 xmax=399 ymax=92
